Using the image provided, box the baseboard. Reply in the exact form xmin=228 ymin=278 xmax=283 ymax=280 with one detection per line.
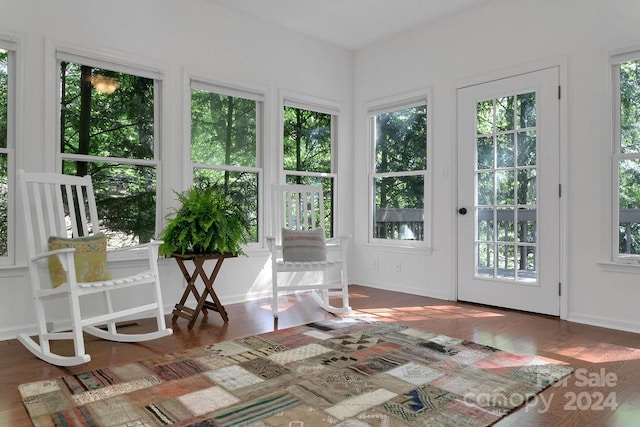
xmin=567 ymin=312 xmax=640 ymax=335
xmin=349 ymin=279 xmax=451 ymax=302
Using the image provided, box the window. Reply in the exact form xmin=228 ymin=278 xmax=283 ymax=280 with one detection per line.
xmin=369 ymin=96 xmax=430 ymax=246
xmin=282 ymin=101 xmax=337 ymax=236
xmin=190 ymin=81 xmax=263 ymax=243
xmin=59 ymin=53 xmax=161 ymax=247
xmin=612 ymin=52 xmax=640 ymax=262
xmin=0 ymin=41 xmax=15 ymax=264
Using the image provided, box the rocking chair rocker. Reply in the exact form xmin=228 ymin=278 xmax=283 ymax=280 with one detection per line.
xmin=17 ymin=169 xmax=172 ymax=366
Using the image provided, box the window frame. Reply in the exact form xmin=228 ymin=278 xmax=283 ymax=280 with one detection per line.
xmin=0 ymin=37 xmax=17 ymax=266
xmin=280 ymin=94 xmax=340 ymax=238
xmin=188 ymin=78 xmax=265 ymax=248
xmin=54 ymin=48 xmax=164 ymax=252
xmin=610 ymin=49 xmax=640 ymax=264
xmin=367 ymin=90 xmax=433 ymax=250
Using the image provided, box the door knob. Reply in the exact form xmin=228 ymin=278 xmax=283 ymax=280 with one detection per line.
xmin=458 ymin=207 xmax=468 ymax=215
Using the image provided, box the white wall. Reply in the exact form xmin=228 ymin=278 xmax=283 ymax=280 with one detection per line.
xmin=352 ymin=0 xmax=640 ymax=333
xmin=0 ymin=0 xmax=354 ymax=339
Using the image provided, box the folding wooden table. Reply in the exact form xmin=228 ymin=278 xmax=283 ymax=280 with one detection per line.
xmin=170 ymin=253 xmax=236 ymax=329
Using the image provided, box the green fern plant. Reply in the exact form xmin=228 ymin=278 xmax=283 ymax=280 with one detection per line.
xmin=159 ymin=185 xmax=249 ymax=257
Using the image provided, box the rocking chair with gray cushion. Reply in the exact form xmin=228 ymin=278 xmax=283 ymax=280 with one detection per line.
xmin=266 ymin=184 xmax=351 ymax=317
xmin=18 ymin=169 xmax=172 ymax=366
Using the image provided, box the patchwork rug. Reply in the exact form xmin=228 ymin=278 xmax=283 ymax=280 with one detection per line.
xmin=19 ymin=318 xmax=572 ymax=426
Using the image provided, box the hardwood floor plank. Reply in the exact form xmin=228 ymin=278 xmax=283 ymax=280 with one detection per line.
xmin=2 ymin=285 xmax=639 ymax=426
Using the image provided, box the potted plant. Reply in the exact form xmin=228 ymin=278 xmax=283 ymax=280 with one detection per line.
xmin=159 ymin=184 xmax=249 ymax=257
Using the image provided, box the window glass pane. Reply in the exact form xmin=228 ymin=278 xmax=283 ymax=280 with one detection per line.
xmin=60 ymin=60 xmax=157 ymax=248
xmin=63 ymin=161 xmax=156 ymax=246
xmin=0 ymin=153 xmax=6 ymax=256
xmin=285 ymin=174 xmax=334 ymax=236
xmin=194 ymin=169 xmax=258 ymax=243
xmin=619 ymin=158 xmax=640 ymax=255
xmin=191 ymin=90 xmax=256 ymax=167
xmin=620 ymin=59 xmax=640 ymax=154
xmin=375 ymin=106 xmax=426 ymax=173
xmin=374 ymin=175 xmax=424 ymax=241
xmin=0 ymin=49 xmax=7 ymax=149
xmin=283 ymin=106 xmax=331 ymax=173
xmin=61 ymin=62 xmax=154 ymax=159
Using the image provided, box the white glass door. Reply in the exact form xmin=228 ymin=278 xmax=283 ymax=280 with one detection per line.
xmin=457 ymin=68 xmax=560 ymax=316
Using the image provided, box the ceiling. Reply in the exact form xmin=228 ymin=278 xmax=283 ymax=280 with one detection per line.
xmin=201 ymin=0 xmax=496 ymax=51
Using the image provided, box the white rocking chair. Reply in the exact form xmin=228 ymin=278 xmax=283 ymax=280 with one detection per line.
xmin=266 ymin=184 xmax=351 ymax=317
xmin=18 ymin=169 xmax=172 ymax=366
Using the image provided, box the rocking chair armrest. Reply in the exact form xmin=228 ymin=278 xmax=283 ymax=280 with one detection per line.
xmin=32 ymin=247 xmax=76 ymax=262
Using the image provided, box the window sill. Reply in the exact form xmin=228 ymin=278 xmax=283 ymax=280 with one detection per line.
xmin=597 ymin=260 xmax=640 ymax=275
xmin=0 ymin=264 xmax=28 ymax=279
xmin=360 ymin=242 xmax=433 ymax=256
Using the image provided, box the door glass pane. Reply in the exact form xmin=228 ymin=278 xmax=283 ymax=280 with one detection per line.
xmin=496 ymin=244 xmax=516 ymax=279
xmin=496 ymin=208 xmax=515 ymax=242
xmin=477 ymin=242 xmax=494 ymax=278
xmin=477 ymin=136 xmax=493 ymax=170
xmin=496 ymin=134 xmax=514 ymax=168
xmin=495 ymin=96 xmax=514 ymax=132
xmin=475 ymin=92 xmax=538 ymax=282
xmin=517 ymin=131 xmax=537 ymax=166
xmin=476 ymin=100 xmax=493 ymax=135
xmin=517 ymin=92 xmax=536 ymax=129
xmin=496 ymin=170 xmax=514 ymax=205
xmin=477 ymin=208 xmax=493 ymax=241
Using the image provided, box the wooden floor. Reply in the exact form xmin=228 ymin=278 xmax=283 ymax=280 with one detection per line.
xmin=2 ymin=285 xmax=640 ymax=426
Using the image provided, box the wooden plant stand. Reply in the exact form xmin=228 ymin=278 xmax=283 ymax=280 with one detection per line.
xmin=170 ymin=253 xmax=236 ymax=329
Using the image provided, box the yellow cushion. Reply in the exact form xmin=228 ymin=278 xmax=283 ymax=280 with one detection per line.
xmin=47 ymin=233 xmax=110 ymax=287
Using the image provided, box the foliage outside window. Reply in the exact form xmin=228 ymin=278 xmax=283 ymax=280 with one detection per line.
xmin=191 ymin=84 xmax=262 ymax=243
xmin=613 ymin=55 xmax=640 ymax=260
xmin=0 ymin=47 xmax=12 ymax=261
xmin=282 ymin=104 xmax=336 ymax=236
xmin=60 ymin=59 xmax=158 ymax=247
xmin=371 ymin=101 xmax=428 ymax=244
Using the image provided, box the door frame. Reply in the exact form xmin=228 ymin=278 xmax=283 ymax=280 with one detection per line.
xmin=452 ymin=58 xmax=569 ymax=319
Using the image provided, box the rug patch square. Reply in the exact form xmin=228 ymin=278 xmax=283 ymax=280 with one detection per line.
xmin=326 ymin=388 xmax=397 ymax=420
xmin=204 ymin=364 xmax=264 ymax=390
xmin=178 ymin=385 xmax=240 ymax=416
xmin=386 ymin=362 xmax=445 ymax=385
xmin=268 ymin=343 xmax=332 ymax=365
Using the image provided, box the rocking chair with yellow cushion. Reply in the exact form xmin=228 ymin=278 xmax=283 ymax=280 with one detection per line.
xmin=17 ymin=169 xmax=172 ymax=366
